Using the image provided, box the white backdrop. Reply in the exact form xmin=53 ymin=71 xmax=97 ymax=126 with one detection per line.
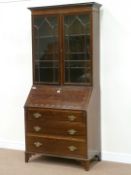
xmin=0 ymin=0 xmax=131 ymax=163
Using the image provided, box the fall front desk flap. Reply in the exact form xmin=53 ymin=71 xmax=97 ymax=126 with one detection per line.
xmin=25 ymin=85 xmax=92 ymax=110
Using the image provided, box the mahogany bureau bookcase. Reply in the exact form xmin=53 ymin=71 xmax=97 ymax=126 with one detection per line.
xmin=24 ymin=2 xmax=102 ymax=170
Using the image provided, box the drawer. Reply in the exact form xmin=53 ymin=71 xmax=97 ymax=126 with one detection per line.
xmin=26 ymin=136 xmax=86 ymax=158
xmin=27 ymin=108 xmax=86 ymax=123
xmin=27 ymin=121 xmax=86 ymax=139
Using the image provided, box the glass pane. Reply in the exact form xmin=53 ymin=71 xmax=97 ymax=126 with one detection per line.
xmin=65 ymin=35 xmax=90 ymax=52
xmin=64 ymin=14 xmax=91 ymax=84
xmin=65 ymin=53 xmax=89 ymax=60
xmin=33 ymin=16 xmax=59 ymax=84
xmin=65 ymin=68 xmax=91 ymax=83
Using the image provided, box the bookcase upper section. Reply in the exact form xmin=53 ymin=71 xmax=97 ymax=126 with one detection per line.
xmin=29 ymin=2 xmax=101 ymax=85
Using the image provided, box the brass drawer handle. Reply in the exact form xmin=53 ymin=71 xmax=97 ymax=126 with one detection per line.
xmin=68 ymin=115 xmax=76 ymax=121
xmin=34 ymin=142 xmax=43 ymax=147
xmin=68 ymin=145 xmax=77 ymax=152
xmin=33 ymin=126 xmax=41 ymax=132
xmin=33 ymin=113 xmax=42 ymax=119
xmin=67 ymin=129 xmax=77 ymax=135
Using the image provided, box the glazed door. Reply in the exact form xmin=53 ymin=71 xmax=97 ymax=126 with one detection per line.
xmin=63 ymin=14 xmax=92 ymax=85
xmin=33 ymin=15 xmax=60 ymax=84
xmin=32 ymin=13 xmax=92 ymax=85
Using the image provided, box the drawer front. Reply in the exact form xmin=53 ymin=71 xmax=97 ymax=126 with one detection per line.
xmin=27 ymin=121 xmax=86 ymax=138
xmin=27 ymin=109 xmax=86 ymax=123
xmin=26 ymin=136 xmax=86 ymax=158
